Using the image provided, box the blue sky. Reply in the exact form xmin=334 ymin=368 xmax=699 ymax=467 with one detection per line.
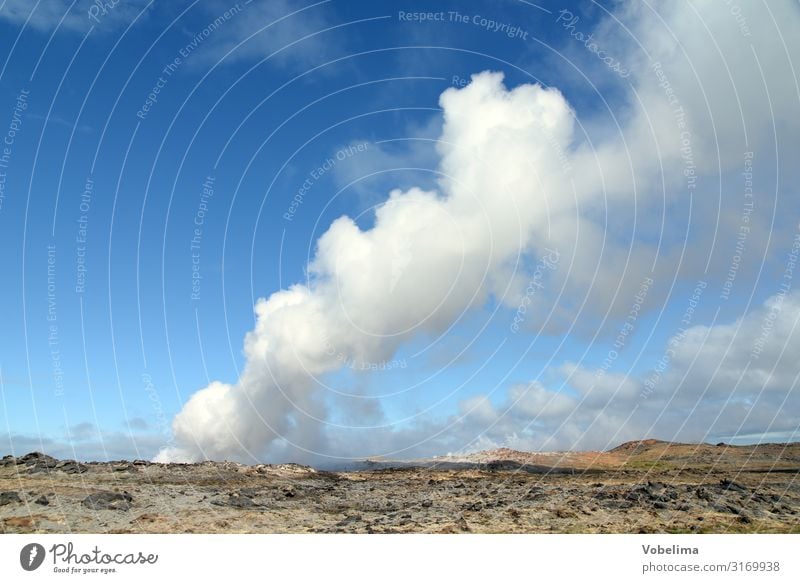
xmin=1 ymin=0 xmax=799 ymax=464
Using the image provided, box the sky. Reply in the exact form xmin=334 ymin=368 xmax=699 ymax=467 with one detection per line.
xmin=0 ymin=0 xmax=798 ymax=465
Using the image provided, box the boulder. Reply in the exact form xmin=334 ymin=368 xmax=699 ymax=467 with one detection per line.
xmin=55 ymin=460 xmax=89 ymax=474
xmin=0 ymin=491 xmax=22 ymax=506
xmin=19 ymin=452 xmax=58 ymax=466
xmin=82 ymin=491 xmax=133 ymax=511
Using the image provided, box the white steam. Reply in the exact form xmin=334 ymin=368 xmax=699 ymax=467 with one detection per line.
xmin=158 ymin=72 xmax=576 ymax=462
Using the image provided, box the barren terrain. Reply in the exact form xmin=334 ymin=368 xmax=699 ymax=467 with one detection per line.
xmin=1 ymin=440 xmax=799 ymax=533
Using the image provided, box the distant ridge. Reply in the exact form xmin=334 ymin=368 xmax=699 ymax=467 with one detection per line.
xmin=3 ymin=440 xmax=799 ymax=472
xmin=608 ymin=439 xmax=677 ymax=453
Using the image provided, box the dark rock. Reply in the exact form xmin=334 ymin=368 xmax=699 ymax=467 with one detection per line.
xmin=18 ymin=452 xmax=44 ymax=463
xmin=0 ymin=491 xmax=22 ymax=506
xmin=602 ymin=499 xmax=633 ymax=510
xmin=211 ymin=493 xmax=258 ymax=508
xmin=19 ymin=452 xmax=58 ymax=466
xmin=34 ymin=495 xmax=49 ymax=506
xmin=625 ymin=482 xmax=680 ymax=505
xmin=696 ymin=487 xmax=713 ymax=501
xmin=55 ymin=460 xmax=88 ymax=474
xmin=82 ymin=491 xmax=133 ymax=511
xmin=335 ymin=514 xmax=362 ymax=527
xmin=593 ymin=488 xmax=621 ymax=501
xmin=281 ymin=486 xmax=296 ymax=498
xmin=657 ymin=488 xmax=678 ymax=502
xmin=1 ymin=455 xmax=15 ymax=466
xmin=132 ymin=459 xmax=150 ymax=466
xmin=720 ymin=479 xmax=747 ymax=493
xmin=421 ymin=500 xmax=433 ymax=508
xmin=625 ymin=487 xmax=646 ymax=502
xmin=20 ymin=452 xmax=59 ymax=474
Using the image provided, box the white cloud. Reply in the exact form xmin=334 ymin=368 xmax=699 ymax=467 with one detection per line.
xmin=0 ymin=0 xmax=152 ymax=33
xmin=330 ymin=116 xmax=443 ymax=209
xmin=190 ymin=0 xmax=338 ymax=70
xmin=317 ymin=290 xmax=800 ymax=460
xmin=2 ymin=427 xmax=167 ymax=461
xmin=570 ymin=0 xmax=800 ymax=192
xmin=450 ymin=289 xmax=800 ymax=454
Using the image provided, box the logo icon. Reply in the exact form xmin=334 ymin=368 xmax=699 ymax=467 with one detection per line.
xmin=20 ymin=543 xmax=46 ymax=571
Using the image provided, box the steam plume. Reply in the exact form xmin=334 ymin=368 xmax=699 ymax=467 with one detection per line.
xmin=157 ymin=72 xmax=576 ymax=462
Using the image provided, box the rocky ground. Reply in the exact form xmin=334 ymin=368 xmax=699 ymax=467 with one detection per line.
xmin=1 ymin=440 xmax=798 ymax=533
